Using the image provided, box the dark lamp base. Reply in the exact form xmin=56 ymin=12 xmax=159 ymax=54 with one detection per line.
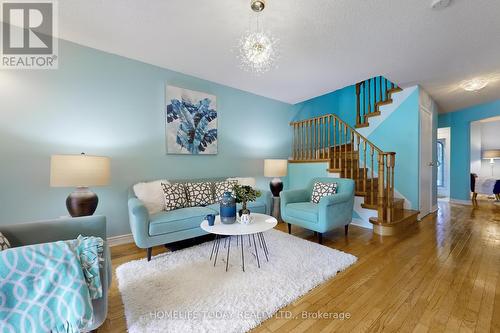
xmin=269 ymin=178 xmax=283 ymax=197
xmin=66 ymin=187 xmax=98 ymax=217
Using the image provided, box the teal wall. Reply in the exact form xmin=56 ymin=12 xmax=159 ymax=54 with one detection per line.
xmin=291 ymin=77 xmax=398 ymax=127
xmin=288 ymin=162 xmax=329 ymax=189
xmin=366 ymin=88 xmax=420 ymax=209
xmin=291 ymin=85 xmax=357 ymax=126
xmin=438 ymin=99 xmax=500 ymax=201
xmin=0 ymin=40 xmax=293 ymax=237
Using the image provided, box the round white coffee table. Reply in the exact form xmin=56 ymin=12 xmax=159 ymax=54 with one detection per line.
xmin=200 ymin=213 xmax=277 ymax=272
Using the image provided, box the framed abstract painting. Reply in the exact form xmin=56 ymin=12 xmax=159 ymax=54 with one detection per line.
xmin=165 ymin=85 xmax=218 ymax=155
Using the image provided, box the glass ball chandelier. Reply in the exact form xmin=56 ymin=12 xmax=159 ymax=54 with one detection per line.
xmin=237 ymin=0 xmax=279 ymax=74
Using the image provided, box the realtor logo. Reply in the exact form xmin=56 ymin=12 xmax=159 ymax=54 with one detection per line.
xmin=1 ymin=0 xmax=58 ymax=69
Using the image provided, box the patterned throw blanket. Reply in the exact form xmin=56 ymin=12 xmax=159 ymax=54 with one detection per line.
xmin=0 ymin=236 xmax=104 ymax=333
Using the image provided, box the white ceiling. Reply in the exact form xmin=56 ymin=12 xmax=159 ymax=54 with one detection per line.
xmin=55 ymin=0 xmax=500 ymax=112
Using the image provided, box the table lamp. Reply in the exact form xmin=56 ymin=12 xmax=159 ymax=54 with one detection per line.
xmin=482 ymin=150 xmax=500 ymax=176
xmin=264 ymin=159 xmax=288 ymax=197
xmin=50 ymin=153 xmax=110 ymax=217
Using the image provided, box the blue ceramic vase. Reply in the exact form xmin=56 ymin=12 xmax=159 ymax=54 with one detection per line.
xmin=220 ymin=192 xmax=236 ymax=224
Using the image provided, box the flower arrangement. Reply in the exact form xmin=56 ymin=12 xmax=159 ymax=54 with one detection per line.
xmin=233 ymin=185 xmax=261 ymax=215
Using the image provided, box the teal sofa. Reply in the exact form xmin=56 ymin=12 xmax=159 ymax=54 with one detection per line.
xmin=0 ymin=215 xmax=111 ymax=332
xmin=280 ymin=177 xmax=355 ymax=244
xmin=128 ymin=178 xmax=272 ymax=261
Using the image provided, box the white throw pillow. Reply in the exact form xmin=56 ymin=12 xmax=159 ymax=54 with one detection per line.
xmin=133 ymin=180 xmax=170 ymax=215
xmin=0 ymin=232 xmax=11 ymax=251
xmin=226 ymin=177 xmax=257 ymax=188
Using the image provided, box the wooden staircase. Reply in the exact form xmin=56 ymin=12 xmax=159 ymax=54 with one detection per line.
xmin=289 ymin=77 xmax=419 ymax=236
xmin=355 ymin=76 xmax=402 ymax=129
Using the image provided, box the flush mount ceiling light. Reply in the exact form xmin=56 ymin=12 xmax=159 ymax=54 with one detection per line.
xmin=460 ymin=78 xmax=489 ymax=92
xmin=237 ymin=0 xmax=278 ymax=74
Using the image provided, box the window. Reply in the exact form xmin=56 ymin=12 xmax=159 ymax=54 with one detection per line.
xmin=437 ymin=139 xmax=445 ymax=187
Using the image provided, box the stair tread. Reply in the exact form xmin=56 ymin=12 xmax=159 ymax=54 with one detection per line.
xmin=366 ymin=111 xmax=381 ymax=118
xmin=388 ymin=87 xmax=403 ymax=94
xmin=375 ymin=99 xmax=393 ymax=106
xmin=355 ymin=122 xmax=370 ymax=128
xmin=369 ymin=209 xmax=419 ymax=226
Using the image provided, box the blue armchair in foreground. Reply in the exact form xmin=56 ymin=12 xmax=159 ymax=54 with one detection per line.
xmin=280 ymin=177 xmax=355 ymax=244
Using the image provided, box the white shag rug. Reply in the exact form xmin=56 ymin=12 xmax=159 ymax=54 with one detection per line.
xmin=116 ymin=229 xmax=357 ymax=333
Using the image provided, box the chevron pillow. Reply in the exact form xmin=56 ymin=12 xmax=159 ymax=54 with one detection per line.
xmin=0 ymin=232 xmax=11 ymax=251
xmin=311 ymin=182 xmax=338 ymax=204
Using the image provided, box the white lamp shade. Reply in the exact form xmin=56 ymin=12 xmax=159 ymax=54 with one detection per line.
xmin=482 ymin=150 xmax=500 ymax=159
xmin=50 ymin=154 xmax=111 ymax=187
xmin=264 ymin=159 xmax=288 ymax=177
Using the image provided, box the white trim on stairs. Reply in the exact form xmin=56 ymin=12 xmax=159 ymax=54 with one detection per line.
xmin=357 ymin=86 xmax=418 ymax=138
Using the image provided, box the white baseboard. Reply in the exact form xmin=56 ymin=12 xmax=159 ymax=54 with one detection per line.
xmin=449 ymin=199 xmax=472 ymax=206
xmin=108 ymin=233 xmax=134 ymax=247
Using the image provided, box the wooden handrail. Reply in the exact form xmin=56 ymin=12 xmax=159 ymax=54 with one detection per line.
xmin=290 ymin=113 xmax=396 ymax=215
xmin=290 ymin=114 xmax=394 ymax=155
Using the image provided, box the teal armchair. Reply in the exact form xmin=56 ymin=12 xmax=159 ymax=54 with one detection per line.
xmin=280 ymin=177 xmax=355 ymax=244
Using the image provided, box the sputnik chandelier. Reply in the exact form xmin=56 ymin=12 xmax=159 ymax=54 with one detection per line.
xmin=237 ymin=0 xmax=279 ymax=74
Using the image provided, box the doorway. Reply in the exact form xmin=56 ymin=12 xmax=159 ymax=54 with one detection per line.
xmin=469 ymin=116 xmax=500 ymax=202
xmin=437 ymin=127 xmax=451 ymax=200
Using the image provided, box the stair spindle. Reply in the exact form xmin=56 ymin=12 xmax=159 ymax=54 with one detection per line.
xmin=332 ymin=118 xmax=336 ymax=168
xmin=356 ymin=83 xmax=361 ymax=126
xmin=313 ymin=119 xmax=316 ymax=159
xmin=328 ymin=116 xmax=331 ymax=160
xmin=351 ymin=131 xmax=354 ymax=179
xmin=309 ymin=119 xmax=312 ymax=160
xmin=379 ymin=76 xmax=382 ymax=103
xmin=367 ymin=78 xmax=371 ymax=116
xmin=363 ymin=141 xmax=367 ymax=194
xmin=356 ymin=135 xmax=360 ymax=188
xmin=371 ymin=148 xmax=375 ymax=205
xmin=343 ymin=124 xmax=347 ymax=176
xmin=300 ymin=122 xmax=303 ymax=160
xmin=378 ymin=154 xmax=386 ymax=220
xmin=386 ymin=155 xmax=390 ymax=205
xmin=293 ymin=123 xmax=296 ymax=160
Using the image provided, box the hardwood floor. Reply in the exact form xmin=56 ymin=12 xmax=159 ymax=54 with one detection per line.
xmin=99 ymin=200 xmax=500 ymax=333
